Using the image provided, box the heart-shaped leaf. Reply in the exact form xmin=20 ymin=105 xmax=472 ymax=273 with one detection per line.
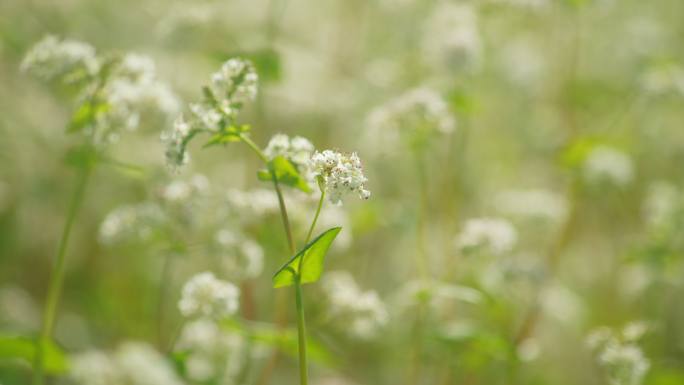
xmin=258 ymin=155 xmax=311 ymax=193
xmin=273 ymin=227 xmax=341 ymax=288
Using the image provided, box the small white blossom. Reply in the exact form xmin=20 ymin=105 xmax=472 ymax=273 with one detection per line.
xmin=72 ymin=343 xmax=184 ymax=385
xmin=264 ymin=134 xmax=315 ymax=171
xmin=423 ymin=3 xmax=482 ymax=71
xmin=98 ymin=203 xmax=166 ymax=245
xmin=70 ymin=351 xmax=121 ymax=385
xmin=309 ymin=150 xmax=371 ymax=204
xmin=586 ymin=325 xmax=651 ymax=385
xmin=164 ymin=58 xmax=258 ymax=171
xmin=368 ymin=88 xmax=455 ymax=151
xmin=215 ymin=229 xmax=264 ymax=279
xmin=455 ymin=217 xmax=517 ymax=255
xmin=322 ymin=271 xmax=389 ymax=339
xmin=176 ymin=319 xmax=246 ymax=383
xmin=640 ymin=62 xmax=684 ymax=96
xmin=494 ymin=189 xmax=567 ymax=222
xmin=210 ymin=58 xmax=259 ymax=107
xmin=178 ymin=272 xmax=239 ymax=319
xmin=21 ymin=35 xmax=99 ymax=83
xmin=161 ymin=115 xmax=192 ymax=172
xmin=583 ymin=146 xmax=634 ymax=187
xmin=115 ymin=342 xmax=184 ymax=385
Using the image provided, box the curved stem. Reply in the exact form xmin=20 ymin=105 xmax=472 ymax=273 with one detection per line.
xmin=294 ymin=278 xmax=308 ymax=385
xmin=238 ymin=133 xmax=295 ymax=254
xmin=240 ymin=133 xmax=296 ymax=385
xmin=33 ymin=166 xmax=91 ymax=385
xmin=304 ymin=188 xmax=325 ymax=245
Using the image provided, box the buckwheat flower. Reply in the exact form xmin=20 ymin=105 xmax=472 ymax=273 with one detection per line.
xmin=583 ymin=146 xmax=634 ymax=187
xmin=161 ymin=174 xmax=209 ymax=203
xmin=322 ymin=271 xmax=389 ymax=339
xmin=309 ymin=150 xmax=371 ymax=204
xmin=70 ymin=350 xmax=121 ymax=385
xmin=586 ymin=325 xmax=650 ymax=385
xmin=164 ymin=58 xmax=258 ymax=171
xmin=423 ymin=3 xmax=481 ymax=71
xmin=210 ymin=58 xmax=258 ymax=107
xmin=643 ymin=181 xmax=678 ymax=227
xmin=162 ymin=115 xmax=192 ymax=172
xmin=599 ymin=344 xmax=650 ymax=385
xmin=264 ymin=134 xmax=315 ymax=170
xmin=640 ymin=63 xmax=684 ymax=96
xmin=178 ymin=272 xmax=239 ymax=319
xmin=0 ymin=286 xmax=39 ymax=331
xmin=21 ymin=35 xmax=99 ymax=83
xmin=494 ymin=189 xmax=567 ymax=222
xmin=176 ymin=319 xmax=246 ymax=383
xmin=98 ymin=202 xmax=166 ymax=245
xmin=455 ymin=217 xmax=517 ymax=255
xmin=115 ymin=342 xmax=184 ymax=385
xmin=215 ymin=229 xmax=264 ymax=279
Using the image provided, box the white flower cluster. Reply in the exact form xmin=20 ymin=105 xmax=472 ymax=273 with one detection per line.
xmin=583 ymin=146 xmax=634 ymax=187
xmin=21 ymin=35 xmax=99 ymax=83
xmin=586 ymin=323 xmax=650 ymax=385
xmin=640 ymin=62 xmax=684 ymax=96
xmin=214 ymin=228 xmax=264 ymax=279
xmin=455 ymin=217 xmax=517 ymax=255
xmin=264 ymin=134 xmax=315 ymax=171
xmin=178 ymin=272 xmax=240 ymax=319
xmin=98 ymin=174 xmax=210 ymax=245
xmin=70 ymin=342 xmax=184 ymax=385
xmin=22 ymin=36 xmax=179 ymax=147
xmin=643 ymin=181 xmax=681 ymax=228
xmin=211 ymin=58 xmax=259 ymax=109
xmin=226 ymin=188 xmax=281 ymax=218
xmin=423 ymin=3 xmax=481 ymax=71
xmin=97 ymin=53 xmax=180 ymax=137
xmin=322 ymin=271 xmax=389 ymax=339
xmin=494 ymin=189 xmax=567 ymax=222
xmin=98 ymin=202 xmax=166 ymax=245
xmin=176 ymin=319 xmax=247 ymax=383
xmin=309 ymin=150 xmax=371 ymax=204
xmin=368 ymin=87 xmax=455 ymax=150
xmin=162 ymin=58 xmax=258 ymax=171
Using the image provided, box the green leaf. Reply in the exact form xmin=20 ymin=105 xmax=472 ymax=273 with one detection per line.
xmin=257 ymin=155 xmax=312 ymax=193
xmin=203 ymin=125 xmax=251 ymax=148
xmin=67 ymin=100 xmax=108 ymax=133
xmin=273 ymin=227 xmax=341 ymax=288
xmin=0 ymin=335 xmax=69 ymax=374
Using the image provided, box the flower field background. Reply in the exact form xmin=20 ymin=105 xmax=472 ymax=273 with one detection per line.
xmin=0 ymin=0 xmax=683 ymax=384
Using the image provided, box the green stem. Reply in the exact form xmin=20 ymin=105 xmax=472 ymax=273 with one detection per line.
xmin=238 ymin=133 xmax=295 ymax=254
xmin=33 ymin=166 xmax=91 ymax=385
xmin=294 ymin=278 xmax=308 ymax=385
xmin=304 ymin=187 xmax=325 ymax=245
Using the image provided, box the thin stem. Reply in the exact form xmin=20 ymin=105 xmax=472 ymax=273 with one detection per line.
xmin=241 ymin=132 xmax=296 ymax=385
xmin=240 ymin=133 xmax=269 ymax=163
xmin=272 ymin=175 xmax=296 ymax=255
xmin=294 ymin=278 xmax=308 ymax=385
xmin=238 ymin=133 xmax=295 ymax=255
xmin=304 ymin=187 xmax=325 ymax=245
xmin=33 ymin=166 xmax=91 ymax=385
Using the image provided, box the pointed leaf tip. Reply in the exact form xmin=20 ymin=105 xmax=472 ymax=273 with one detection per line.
xmin=272 ymin=227 xmax=341 ymax=288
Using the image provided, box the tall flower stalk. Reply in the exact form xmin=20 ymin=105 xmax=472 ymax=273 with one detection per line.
xmin=21 ymin=35 xmax=178 ymax=384
xmin=164 ymin=58 xmax=371 ymax=385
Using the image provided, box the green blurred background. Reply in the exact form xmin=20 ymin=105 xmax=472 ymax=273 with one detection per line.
xmin=1 ymin=0 xmax=684 ymax=384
